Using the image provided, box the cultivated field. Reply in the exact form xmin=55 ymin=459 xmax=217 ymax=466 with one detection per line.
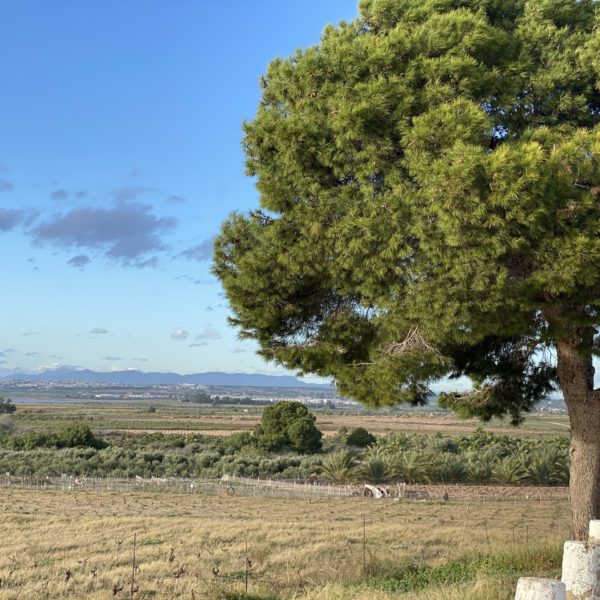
xmin=0 ymin=488 xmax=569 ymax=600
xmin=11 ymin=400 xmax=570 ymax=438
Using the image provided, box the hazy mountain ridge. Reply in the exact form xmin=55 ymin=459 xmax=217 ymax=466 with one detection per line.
xmin=1 ymin=368 xmax=331 ymax=388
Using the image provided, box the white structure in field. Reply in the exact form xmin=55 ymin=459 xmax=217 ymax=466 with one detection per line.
xmin=515 ymin=520 xmax=600 ymax=600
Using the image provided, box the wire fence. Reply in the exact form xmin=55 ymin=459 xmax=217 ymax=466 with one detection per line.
xmin=0 ymin=473 xmax=570 ymax=503
xmin=0 ymin=473 xmax=359 ymax=498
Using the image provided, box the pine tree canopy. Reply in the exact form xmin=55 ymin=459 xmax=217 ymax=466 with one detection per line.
xmin=214 ymin=0 xmax=600 ymax=425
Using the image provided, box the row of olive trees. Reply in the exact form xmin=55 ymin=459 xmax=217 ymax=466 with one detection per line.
xmin=0 ymin=439 xmax=566 ymax=484
xmin=0 ymin=445 xmax=324 ymax=479
xmin=321 ymin=446 xmax=569 ymax=486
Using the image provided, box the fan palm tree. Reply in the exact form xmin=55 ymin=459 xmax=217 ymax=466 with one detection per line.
xmin=492 ymin=455 xmax=526 ymax=485
xmin=466 ymin=450 xmax=496 ymax=484
xmin=357 ymin=457 xmax=392 ymax=484
xmin=320 ymin=451 xmax=357 ymax=484
xmin=392 ymin=450 xmax=434 ymax=484
xmin=437 ymin=454 xmax=467 ymax=484
xmin=522 ymin=447 xmax=568 ymax=485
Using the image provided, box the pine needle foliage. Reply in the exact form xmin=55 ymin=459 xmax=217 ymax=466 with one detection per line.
xmin=214 ymin=0 xmax=600 ymax=421
xmin=214 ymin=0 xmax=600 ymax=535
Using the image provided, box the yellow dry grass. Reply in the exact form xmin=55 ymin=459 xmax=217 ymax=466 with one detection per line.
xmin=0 ymin=488 xmax=569 ymax=599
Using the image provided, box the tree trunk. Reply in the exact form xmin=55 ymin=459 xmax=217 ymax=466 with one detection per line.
xmin=556 ymin=336 xmax=600 ymax=540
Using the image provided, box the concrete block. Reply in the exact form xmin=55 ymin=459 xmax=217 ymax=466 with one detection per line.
xmin=562 ymin=540 xmax=600 ymax=599
xmin=589 ymin=521 xmax=600 ymax=545
xmin=515 ymin=577 xmax=566 ymax=600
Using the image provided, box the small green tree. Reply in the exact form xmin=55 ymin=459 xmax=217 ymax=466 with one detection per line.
xmin=56 ymin=423 xmax=107 ymax=449
xmin=255 ymin=401 xmax=322 ymax=454
xmin=0 ymin=414 xmax=14 ymax=438
xmin=346 ymin=427 xmax=377 ymax=448
xmin=335 ymin=426 xmax=349 ymax=443
xmin=0 ymin=397 xmax=16 ymax=414
xmin=287 ymin=416 xmax=323 ymax=454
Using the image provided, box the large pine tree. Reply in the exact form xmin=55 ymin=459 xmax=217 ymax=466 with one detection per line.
xmin=214 ymin=0 xmax=600 ymax=538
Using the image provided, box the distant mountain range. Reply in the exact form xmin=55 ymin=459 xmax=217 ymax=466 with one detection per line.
xmin=1 ymin=368 xmax=330 ymax=388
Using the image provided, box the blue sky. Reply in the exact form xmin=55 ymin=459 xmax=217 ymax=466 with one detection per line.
xmin=0 ymin=1 xmax=360 ymax=378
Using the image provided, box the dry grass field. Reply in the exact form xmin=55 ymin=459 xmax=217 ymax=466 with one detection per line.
xmin=0 ymin=488 xmax=569 ymax=599
xmin=1 ymin=400 xmax=571 ymax=598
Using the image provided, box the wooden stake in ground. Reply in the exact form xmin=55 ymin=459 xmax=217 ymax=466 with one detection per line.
xmin=363 ymin=514 xmax=366 ymax=575
xmin=130 ymin=533 xmax=137 ymax=600
xmin=245 ymin=537 xmax=249 ymax=594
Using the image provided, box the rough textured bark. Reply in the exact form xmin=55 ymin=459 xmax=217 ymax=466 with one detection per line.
xmin=556 ymin=335 xmax=600 ymax=540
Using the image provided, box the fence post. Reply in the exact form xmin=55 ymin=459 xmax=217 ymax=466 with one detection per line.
xmin=561 ymin=520 xmax=600 ymax=600
xmin=514 ymin=520 xmax=600 ymax=600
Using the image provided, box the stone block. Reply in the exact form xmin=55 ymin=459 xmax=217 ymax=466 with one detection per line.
xmin=515 ymin=577 xmax=566 ymax=600
xmin=562 ymin=540 xmax=600 ymax=600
